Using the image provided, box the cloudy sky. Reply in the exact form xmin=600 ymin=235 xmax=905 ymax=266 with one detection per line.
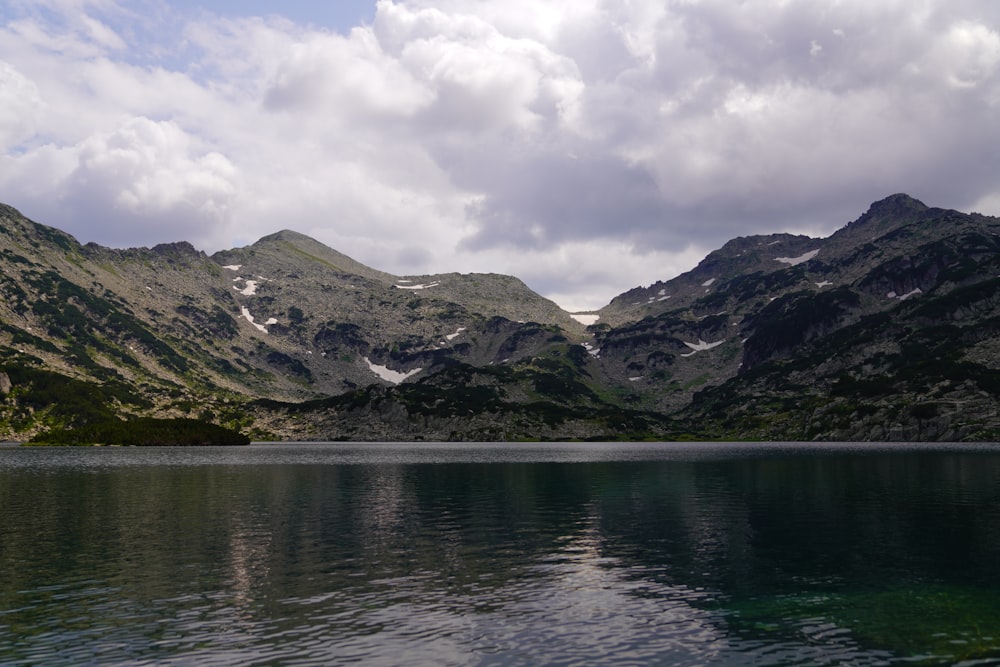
xmin=2 ymin=0 xmax=1000 ymax=311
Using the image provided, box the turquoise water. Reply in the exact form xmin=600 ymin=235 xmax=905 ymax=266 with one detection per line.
xmin=1 ymin=442 xmax=999 ymax=666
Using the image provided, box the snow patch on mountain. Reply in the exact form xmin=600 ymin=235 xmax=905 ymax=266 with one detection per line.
xmin=364 ymin=358 xmax=422 ymax=384
xmin=571 ymin=313 xmax=600 ymax=325
xmin=888 ymin=288 xmax=923 ymax=301
xmin=240 ymin=307 xmax=276 ymax=333
xmin=681 ymin=339 xmax=725 ymax=357
xmin=775 ymin=249 xmax=819 ymax=266
xmin=234 ymin=277 xmax=261 ymax=296
xmin=395 ymin=281 xmax=440 ymax=290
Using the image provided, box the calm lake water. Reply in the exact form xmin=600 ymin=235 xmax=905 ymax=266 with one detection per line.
xmin=1 ymin=442 xmax=1000 ymax=666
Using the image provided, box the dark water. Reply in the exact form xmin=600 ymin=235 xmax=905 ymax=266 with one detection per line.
xmin=1 ymin=442 xmax=1000 ymax=666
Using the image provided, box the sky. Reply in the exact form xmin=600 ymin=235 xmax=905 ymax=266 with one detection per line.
xmin=2 ymin=1 xmax=1000 ymax=312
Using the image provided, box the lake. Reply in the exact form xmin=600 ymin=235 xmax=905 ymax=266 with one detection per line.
xmin=1 ymin=442 xmax=999 ymax=666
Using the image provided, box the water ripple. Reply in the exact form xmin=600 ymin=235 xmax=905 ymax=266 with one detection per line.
xmin=2 ymin=444 xmax=1000 ymax=665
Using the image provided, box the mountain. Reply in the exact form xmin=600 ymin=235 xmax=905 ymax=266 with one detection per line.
xmin=0 ymin=202 xmax=598 ymax=440
xmin=1 ymin=194 xmax=999 ymax=442
xmin=590 ymin=194 xmax=1000 ymax=440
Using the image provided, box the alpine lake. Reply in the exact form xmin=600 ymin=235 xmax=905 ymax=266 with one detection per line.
xmin=1 ymin=442 xmax=999 ymax=666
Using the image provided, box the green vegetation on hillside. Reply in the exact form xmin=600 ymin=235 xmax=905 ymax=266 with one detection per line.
xmin=29 ymin=417 xmax=250 ymax=446
xmin=0 ymin=364 xmax=146 ymax=430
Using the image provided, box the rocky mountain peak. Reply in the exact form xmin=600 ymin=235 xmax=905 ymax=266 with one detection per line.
xmin=152 ymin=241 xmax=202 ymax=258
xmin=843 ymin=193 xmax=931 ymax=235
xmin=867 ymin=192 xmax=928 ymax=214
xmin=223 ymin=229 xmax=397 ymax=284
xmin=255 ymin=230 xmax=316 ymax=245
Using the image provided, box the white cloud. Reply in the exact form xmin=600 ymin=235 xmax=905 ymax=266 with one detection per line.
xmin=923 ymin=20 xmax=1000 ymax=88
xmin=263 ymin=27 xmax=434 ymax=119
xmin=3 ymin=0 xmax=129 ymax=57
xmin=373 ymin=1 xmax=586 ymax=137
xmin=0 ymin=61 xmax=43 ymax=150
xmin=1 ymin=0 xmax=1000 ymax=310
xmin=394 ymin=0 xmax=599 ymax=43
xmin=81 ymin=117 xmax=235 ymax=214
xmin=2 ymin=117 xmax=239 ymax=247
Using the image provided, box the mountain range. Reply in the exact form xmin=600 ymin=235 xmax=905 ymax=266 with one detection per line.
xmin=2 ymin=193 xmax=998 ymax=442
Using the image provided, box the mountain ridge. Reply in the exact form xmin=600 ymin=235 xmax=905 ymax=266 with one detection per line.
xmin=2 ymin=193 xmax=999 ymax=442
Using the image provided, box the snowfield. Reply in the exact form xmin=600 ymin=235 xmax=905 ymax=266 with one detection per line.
xmin=775 ymin=249 xmax=819 ymax=266
xmin=364 ymin=358 xmax=422 ymax=384
xmin=233 ymin=277 xmax=260 ymax=296
xmin=240 ymin=307 xmax=277 ymax=333
xmin=889 ymin=288 xmax=923 ymax=301
xmin=570 ymin=313 xmax=600 ymax=326
xmin=681 ymin=338 xmax=725 ymax=357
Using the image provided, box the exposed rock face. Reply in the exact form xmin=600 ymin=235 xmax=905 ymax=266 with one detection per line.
xmin=1 ymin=193 xmax=1000 ymax=442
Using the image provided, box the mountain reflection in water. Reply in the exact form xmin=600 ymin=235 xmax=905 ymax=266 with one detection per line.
xmin=0 ymin=442 xmax=999 ymax=666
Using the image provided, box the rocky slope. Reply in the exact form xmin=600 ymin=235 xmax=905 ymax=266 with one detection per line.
xmin=588 ymin=194 xmax=1000 ymax=440
xmin=1 ymin=194 xmax=999 ymax=441
xmin=0 ymin=204 xmax=589 ymax=439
